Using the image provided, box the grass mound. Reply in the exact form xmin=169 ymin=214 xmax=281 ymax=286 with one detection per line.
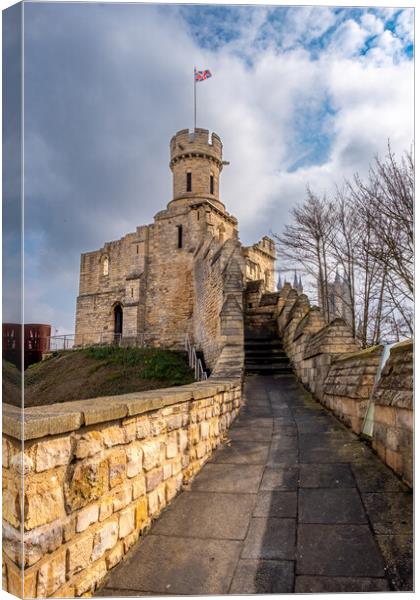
xmin=20 ymin=347 xmax=195 ymax=408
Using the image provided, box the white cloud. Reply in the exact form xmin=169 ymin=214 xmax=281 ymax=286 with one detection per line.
xmin=15 ymin=4 xmax=413 ymax=331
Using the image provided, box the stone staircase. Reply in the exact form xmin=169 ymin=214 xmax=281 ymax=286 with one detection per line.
xmin=244 ymin=336 xmax=293 ymax=375
xmin=244 ymin=284 xmax=293 ymax=376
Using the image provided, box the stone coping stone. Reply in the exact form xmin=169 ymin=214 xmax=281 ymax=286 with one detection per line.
xmin=389 ymin=339 xmax=413 ymax=354
xmin=333 ymin=345 xmax=383 ymax=364
xmin=3 ymin=377 xmax=241 ymax=441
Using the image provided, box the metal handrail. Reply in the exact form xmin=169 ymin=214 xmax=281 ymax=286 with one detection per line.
xmin=46 ymin=332 xmax=154 ymax=351
xmin=185 ymin=335 xmax=208 ymax=381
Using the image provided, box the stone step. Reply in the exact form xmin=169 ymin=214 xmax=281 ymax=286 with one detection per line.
xmin=245 ymin=363 xmax=294 ymax=373
xmin=245 ymin=355 xmax=290 ymax=364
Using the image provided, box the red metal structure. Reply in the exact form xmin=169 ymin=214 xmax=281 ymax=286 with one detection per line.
xmin=2 ymin=323 xmax=51 ymax=369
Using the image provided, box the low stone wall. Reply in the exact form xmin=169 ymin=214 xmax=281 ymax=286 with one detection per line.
xmin=322 ymin=346 xmax=383 ymax=434
xmin=2 ymin=378 xmax=241 ymax=598
xmin=371 ymin=340 xmax=413 ymax=487
xmin=275 ymin=283 xmax=413 ymax=488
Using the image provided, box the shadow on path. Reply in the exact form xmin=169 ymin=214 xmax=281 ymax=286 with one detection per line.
xmin=97 ymin=375 xmax=413 ymax=596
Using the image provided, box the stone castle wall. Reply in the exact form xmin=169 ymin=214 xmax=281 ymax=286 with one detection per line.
xmin=371 ymin=340 xmax=413 ymax=486
xmin=2 ymin=378 xmax=242 ymax=598
xmin=265 ymin=280 xmax=413 ymax=487
xmin=75 ymin=129 xmax=274 ymax=371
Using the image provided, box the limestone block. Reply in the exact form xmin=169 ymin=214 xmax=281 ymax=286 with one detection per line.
xmin=200 ymin=421 xmax=210 ymax=439
xmin=106 ymin=541 xmax=124 ymax=570
xmin=166 ymin=441 xmax=178 ymax=459
xmin=132 ymin=476 xmax=146 ymax=499
xmin=123 ymin=529 xmax=140 ymax=553
xmin=113 ymin=483 xmax=132 ymax=512
xmin=108 ymin=449 xmax=127 ymax=488
xmin=135 ymin=497 xmax=148 ymax=530
xmin=147 ymin=490 xmax=159 ymax=516
xmin=35 ymin=436 xmax=72 ymax=472
xmin=10 ymin=452 xmax=34 ymax=475
xmin=396 ymin=408 xmax=413 ymax=431
xmin=63 ymin=514 xmax=76 ymax=543
xmin=119 ymin=506 xmax=135 ymax=538
xmin=74 ymin=560 xmax=107 ymax=596
xmin=163 ymin=463 xmax=172 ymax=480
xmin=91 ymin=518 xmax=119 ymax=561
xmin=178 ymin=430 xmax=188 ymax=452
xmin=24 ymin=472 xmax=65 ymax=530
xmin=166 ymin=414 xmax=183 ymax=431
xmin=146 ymin=468 xmax=163 ymax=492
xmin=76 ymin=503 xmax=99 ymax=533
xmin=150 ymin=416 xmax=166 ymax=436
xmin=375 ymin=405 xmax=396 ymax=427
xmin=188 ymin=424 xmax=200 ymax=445
xmin=142 ymin=441 xmax=161 ymax=471
xmin=67 ymin=533 xmax=94 ymax=576
xmin=37 ymin=549 xmax=66 ymax=597
xmin=122 ymin=418 xmax=137 ymax=443
xmin=75 ymin=431 xmax=103 ymax=459
xmin=99 ymin=497 xmax=114 ymax=522
xmin=2 ymin=472 xmax=20 ymax=528
xmin=2 ymin=438 xmax=10 ymax=469
xmin=135 ymin=416 xmax=151 ymax=440
xmin=65 ymin=458 xmax=109 ymax=511
xmin=101 ymin=425 xmax=125 ymax=448
xmin=126 ymin=442 xmax=143 ymax=478
xmin=195 ymin=441 xmax=207 ymax=459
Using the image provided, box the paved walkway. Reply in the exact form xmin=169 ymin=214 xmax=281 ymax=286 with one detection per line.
xmin=98 ymin=375 xmax=413 ymax=595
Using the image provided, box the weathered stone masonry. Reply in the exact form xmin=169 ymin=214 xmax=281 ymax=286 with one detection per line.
xmin=266 ymin=280 xmax=413 ymax=488
xmin=245 ymin=280 xmax=413 ymax=488
xmin=75 ymin=128 xmax=276 ymax=361
xmin=2 ymin=377 xmax=241 ymax=598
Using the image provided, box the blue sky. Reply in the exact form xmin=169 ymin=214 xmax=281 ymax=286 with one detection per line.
xmin=2 ymin=1 xmax=414 ymax=332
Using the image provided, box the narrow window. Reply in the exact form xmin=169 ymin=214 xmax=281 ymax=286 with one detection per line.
xmin=210 ymin=174 xmax=214 ymax=195
xmin=131 ymin=287 xmax=134 ymax=298
xmin=177 ymin=225 xmax=183 ymax=249
xmin=186 ymin=172 xmax=192 ymax=192
xmin=136 ymin=245 xmax=139 ymax=254
xmin=103 ymin=256 xmax=109 ymax=276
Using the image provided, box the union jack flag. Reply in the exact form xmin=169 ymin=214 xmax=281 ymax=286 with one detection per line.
xmin=195 ymin=69 xmax=212 ymax=82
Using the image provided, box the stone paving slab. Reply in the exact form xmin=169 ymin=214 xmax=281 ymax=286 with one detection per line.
xmin=299 ymin=463 xmax=356 ymax=488
xmin=101 ymin=535 xmax=242 ymax=595
xmin=191 ymin=463 xmax=264 ymax=493
xmin=253 ymin=491 xmax=297 ymax=518
xmin=295 ymin=576 xmax=390 ymax=593
xmin=297 ymin=524 xmax=386 ymax=577
xmin=362 ymin=492 xmax=413 ymax=535
xmin=299 ymin=488 xmax=367 ymax=524
xmin=241 ymin=517 xmax=296 ymax=560
xmin=98 ymin=374 xmax=413 ymax=596
xmin=151 ymin=492 xmax=256 ymax=540
xmin=211 ymin=440 xmax=270 ymax=464
xmin=230 ymin=559 xmax=294 ymax=593
xmin=260 ymin=466 xmax=299 ymax=491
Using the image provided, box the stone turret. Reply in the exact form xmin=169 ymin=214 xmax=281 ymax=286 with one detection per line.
xmin=169 ymin=128 xmax=226 ymax=212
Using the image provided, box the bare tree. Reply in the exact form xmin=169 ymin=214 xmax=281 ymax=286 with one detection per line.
xmin=274 ymin=189 xmax=336 ymax=319
xmin=275 ymin=144 xmax=413 ymax=345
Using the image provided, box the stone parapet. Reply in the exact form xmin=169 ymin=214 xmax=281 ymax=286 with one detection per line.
xmin=322 ymin=345 xmax=383 ymax=433
xmin=275 ymin=283 xmax=413 ymax=489
xmin=371 ymin=340 xmax=413 ymax=486
xmin=2 ymin=378 xmax=241 ymax=597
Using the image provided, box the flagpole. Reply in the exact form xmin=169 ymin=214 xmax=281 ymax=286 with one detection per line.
xmin=193 ymin=66 xmax=197 ymax=132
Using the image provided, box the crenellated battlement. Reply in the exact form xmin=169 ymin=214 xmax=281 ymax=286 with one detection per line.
xmin=170 ymin=128 xmax=223 ymax=166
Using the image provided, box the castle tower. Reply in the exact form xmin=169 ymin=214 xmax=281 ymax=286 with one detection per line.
xmin=169 ymin=128 xmax=226 ymax=212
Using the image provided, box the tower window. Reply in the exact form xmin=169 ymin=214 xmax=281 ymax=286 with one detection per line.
xmin=177 ymin=225 xmax=183 ymax=249
xmin=186 ymin=172 xmax=192 ymax=192
xmin=103 ymin=256 xmax=109 ymax=276
xmin=210 ymin=174 xmax=214 ymax=195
